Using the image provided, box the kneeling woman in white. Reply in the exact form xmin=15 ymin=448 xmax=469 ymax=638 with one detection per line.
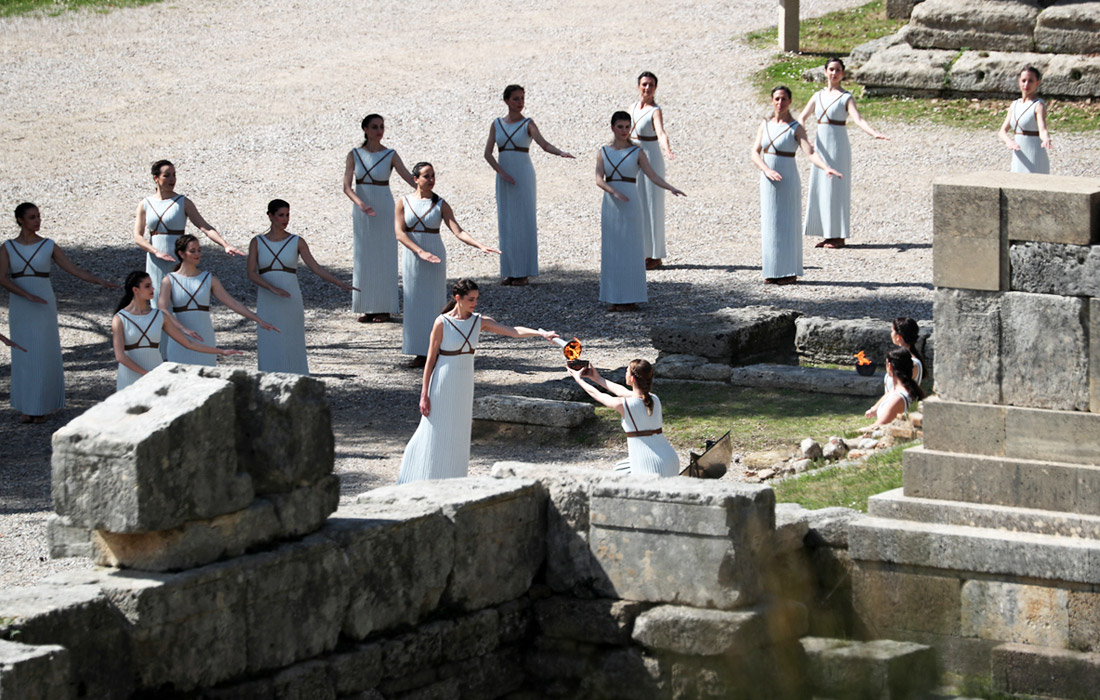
xmin=112 ymin=270 xmax=241 ymax=391
xmin=397 ymin=279 xmax=558 ymax=484
xmin=869 ymin=348 xmax=926 ymax=427
xmin=568 ymin=359 xmax=679 ymax=476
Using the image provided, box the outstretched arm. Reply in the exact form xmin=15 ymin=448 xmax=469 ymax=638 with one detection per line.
xmin=298 ymin=238 xmax=357 ymax=292
xmin=1036 ymin=102 xmax=1052 ymax=150
xmin=52 ymin=245 xmax=119 ymax=289
xmin=798 ymin=125 xmax=843 ymax=177
xmin=1 ymin=332 xmax=26 ymax=352
xmin=162 ymin=319 xmax=242 ymax=356
xmin=651 ymin=108 xmax=674 ymax=160
xmin=184 ymin=199 xmax=245 ymax=256
xmin=638 ymin=151 xmax=685 ymax=196
xmin=529 ymin=120 xmax=574 ymax=159
xmin=847 ymin=99 xmax=888 ymax=140
xmin=210 ymin=275 xmax=279 ymax=331
xmin=480 ymin=316 xmax=558 ymax=341
xmin=567 ymin=366 xmax=626 ymax=413
xmin=441 ymin=201 xmax=500 ymax=254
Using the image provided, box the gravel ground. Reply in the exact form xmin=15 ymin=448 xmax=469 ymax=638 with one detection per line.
xmin=1 ymin=0 xmax=1097 ymax=588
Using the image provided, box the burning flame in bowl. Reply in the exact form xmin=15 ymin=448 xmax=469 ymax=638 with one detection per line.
xmin=853 ymin=350 xmax=872 ymax=366
xmin=563 ymin=338 xmax=582 ymax=361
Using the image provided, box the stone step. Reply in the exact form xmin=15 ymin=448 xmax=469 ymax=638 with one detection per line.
xmin=472 ymin=394 xmax=594 ymax=428
xmin=850 ymin=515 xmax=1100 ymax=584
xmin=869 ymin=488 xmax=1100 ymax=540
xmin=729 ymin=363 xmax=884 ymax=397
xmin=992 ymin=642 xmax=1100 ymax=700
xmin=802 ymin=636 xmax=937 ymax=700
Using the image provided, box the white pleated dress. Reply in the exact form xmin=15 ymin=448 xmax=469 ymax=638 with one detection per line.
xmin=630 ymin=102 xmax=667 ymax=259
xmin=1008 ymin=98 xmax=1050 ymax=174
xmin=398 ymin=313 xmax=481 ymax=484
xmin=400 ymin=196 xmax=448 ymax=356
xmin=5 ymin=239 xmax=64 ymax=415
xmin=254 ymin=234 xmax=308 ymax=375
xmin=615 ymin=395 xmax=679 ymax=476
xmin=494 ymin=118 xmax=539 ymax=279
xmin=350 ymin=148 xmax=400 ymax=315
xmin=803 ymin=91 xmax=852 ymax=240
xmin=164 ymin=271 xmax=216 ymax=367
xmin=144 ymin=195 xmax=187 ymax=307
xmin=759 ymin=120 xmax=803 ymax=279
xmin=115 ymin=309 xmax=164 ymax=391
xmin=600 ymin=145 xmax=647 ymax=304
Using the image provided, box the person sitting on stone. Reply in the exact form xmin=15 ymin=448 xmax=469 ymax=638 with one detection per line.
xmin=867 ymin=348 xmax=925 ymax=427
xmin=864 ymin=316 xmax=924 ymax=419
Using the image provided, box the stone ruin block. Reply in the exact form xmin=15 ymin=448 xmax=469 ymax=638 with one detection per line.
xmin=1035 ymin=0 xmax=1100 ymax=54
xmin=1001 ymin=292 xmax=1089 ymax=411
xmin=0 ymin=584 xmax=131 ymax=700
xmin=886 ymin=0 xmax=923 ymax=20
xmin=921 ymin=397 xmax=1006 ymax=457
xmin=932 ymin=176 xmax=1004 ymax=291
xmin=357 ymin=478 xmax=545 ymax=612
xmin=999 ymin=173 xmax=1100 ymax=246
xmin=51 ymin=364 xmax=252 ymax=534
xmin=163 ymin=364 xmax=334 ymax=494
xmin=993 ymin=643 xmax=1100 ymax=700
xmin=324 ymin=500 xmax=455 ymax=640
xmin=651 ymin=306 xmax=800 ymax=365
xmin=632 ymin=605 xmax=771 ymax=657
xmin=1092 ymin=298 xmax=1100 ymax=413
xmin=0 ymin=639 xmax=70 ymax=700
xmin=472 ymin=394 xmax=594 ymax=428
xmin=902 ymin=0 xmax=1040 ymax=53
xmin=857 ymin=42 xmax=957 ymax=94
xmin=794 ymin=315 xmax=933 ymax=370
xmin=535 ymin=597 xmax=645 ymax=646
xmin=1010 ymin=241 xmax=1100 ymax=297
xmin=588 ymin=479 xmax=774 ymax=610
xmin=933 ymin=288 xmax=1002 ymax=404
xmin=801 ymin=636 xmax=937 ymax=700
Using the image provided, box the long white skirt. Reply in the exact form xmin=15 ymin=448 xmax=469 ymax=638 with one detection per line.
xmin=397 ymin=352 xmax=475 ymax=483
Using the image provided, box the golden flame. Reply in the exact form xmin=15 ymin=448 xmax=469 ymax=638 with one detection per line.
xmin=853 ymin=350 xmax=872 ymax=366
xmin=563 ymin=338 xmax=582 ymax=361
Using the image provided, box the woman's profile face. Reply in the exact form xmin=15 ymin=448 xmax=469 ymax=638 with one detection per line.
xmin=268 ymin=207 xmax=290 ymax=229
xmin=17 ymin=207 xmax=41 ymax=232
xmin=638 ymin=76 xmax=657 ymax=99
xmin=135 ymin=276 xmax=155 ymax=301
xmin=154 ymin=165 xmax=176 ymax=188
xmin=457 ymin=290 xmax=479 ymax=310
xmin=505 ymin=90 xmax=525 ymax=113
xmin=182 ymin=240 xmax=202 ymax=264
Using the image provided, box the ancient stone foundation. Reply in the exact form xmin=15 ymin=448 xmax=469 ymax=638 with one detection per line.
xmin=851 ymin=172 xmax=1100 ymax=697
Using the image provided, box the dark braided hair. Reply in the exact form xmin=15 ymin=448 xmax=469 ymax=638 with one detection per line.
xmin=891 ymin=317 xmax=926 ymax=370
xmin=115 ymin=271 xmax=150 ymax=313
xmin=628 ymin=359 xmax=656 ymax=415
xmin=887 ymin=348 xmax=925 ymax=402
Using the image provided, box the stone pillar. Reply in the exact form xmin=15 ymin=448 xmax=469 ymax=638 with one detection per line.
xmin=778 ymin=0 xmax=799 ymax=53
xmin=850 ymin=172 xmax=1100 ymax=687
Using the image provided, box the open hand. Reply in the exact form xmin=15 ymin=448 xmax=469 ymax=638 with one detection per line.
xmin=270 ymin=286 xmax=291 ymax=298
xmin=219 ymin=348 xmax=245 ymax=356
xmin=359 ymin=203 xmax=376 ymax=216
xmin=224 ymin=245 xmax=247 ymax=257
xmin=156 ymin=251 xmax=177 ymax=263
xmin=559 ymin=152 xmax=575 ymax=159
xmin=25 ymin=293 xmax=48 ymax=305
xmin=500 ymin=171 xmax=516 ymax=185
xmin=258 ymin=320 xmax=281 ymax=332
xmin=417 ymin=250 xmax=442 ymax=264
xmin=184 ymin=327 xmax=203 ymax=341
xmin=613 ymin=191 xmax=630 ymax=203
xmin=419 ymin=395 xmax=431 ymax=417
xmin=765 ymin=169 xmax=782 ymax=182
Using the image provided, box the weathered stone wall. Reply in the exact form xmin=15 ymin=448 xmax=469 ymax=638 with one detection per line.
xmin=850 ymin=172 xmax=1100 ymax=695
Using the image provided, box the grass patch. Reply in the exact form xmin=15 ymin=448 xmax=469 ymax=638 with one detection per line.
xmin=745 ymin=0 xmax=1100 ymax=132
xmin=0 ymin=0 xmax=160 ymax=17
xmin=772 ymin=443 xmax=907 ymax=512
xmin=578 ymin=382 xmax=869 ymax=454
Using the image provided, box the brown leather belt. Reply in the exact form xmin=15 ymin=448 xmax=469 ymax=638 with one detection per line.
xmin=150 ymin=229 xmax=184 ymax=237
xmin=634 ymin=135 xmax=658 ymax=142
xmin=500 ymin=147 xmax=530 ymax=152
xmin=11 ymin=271 xmax=49 ymax=279
xmin=821 ymin=119 xmax=847 ymax=126
xmin=357 ymin=178 xmax=390 ymax=186
xmin=173 ymin=305 xmax=210 ymax=312
xmin=606 ymin=177 xmax=637 ymax=183
xmin=408 ymin=228 xmax=440 ymax=234
xmin=438 ymin=349 xmax=476 ymax=356
xmin=258 ymin=266 xmax=297 ymax=274
xmin=625 ymin=428 xmax=663 ymax=437
xmin=764 ymin=149 xmax=796 ymax=158
xmin=124 ymin=341 xmax=159 ymax=351
xmin=1015 ymin=129 xmax=1039 ymax=137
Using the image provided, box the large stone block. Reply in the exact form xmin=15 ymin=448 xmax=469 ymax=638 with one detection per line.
xmin=999 ymin=173 xmax=1100 ymax=245
xmin=932 ymin=176 xmax=1003 ymax=290
xmin=795 ymin=315 xmax=932 ymax=369
xmin=265 ymin=473 xmax=340 ymax=537
xmin=631 ymin=605 xmax=767 ymax=656
xmin=802 ymin=636 xmax=937 ymax=700
xmin=961 ymin=580 xmax=1069 ymax=647
xmin=1009 ymin=241 xmax=1100 ymax=297
xmin=535 ymin=597 xmax=645 ymax=646
xmin=1036 ymin=0 xmax=1100 ymax=55
xmin=163 ymin=364 xmax=334 ymax=494
xmin=1001 ymin=292 xmax=1090 ymax=411
xmin=858 ymin=42 xmax=957 ymax=93
xmin=921 ymin=398 xmax=1005 ymax=456
xmin=44 ymin=515 xmax=92 ymax=560
xmin=241 ymin=535 xmax=351 ymax=673
xmin=886 ymin=0 xmax=922 ymax=20
xmin=358 ymin=478 xmax=545 ymax=611
xmin=903 ymin=0 xmax=1040 ymax=52
xmin=932 ymin=289 xmax=1001 ymax=404
xmin=51 ymin=364 xmax=251 ymax=533
xmin=588 ymin=479 xmax=773 ymax=609
xmin=992 ymin=642 xmax=1100 ymax=700
xmin=1004 ymin=405 xmax=1100 ymax=465
xmin=852 ymin=564 xmax=961 ymax=637
xmin=324 ymin=502 xmax=454 ymax=640
xmin=0 ymin=639 xmax=70 ymax=700
xmin=472 ymin=394 xmax=594 ymax=428
xmin=1092 ymin=298 xmax=1100 ymax=413
xmin=0 ymin=584 xmax=131 ymax=700
xmin=650 ymin=306 xmax=800 ymax=364
xmin=728 ymin=363 xmax=883 ymax=397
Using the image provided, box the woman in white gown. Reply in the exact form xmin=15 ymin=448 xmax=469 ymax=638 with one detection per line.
xmin=751 ymin=86 xmax=842 ymax=285
xmin=0 ymin=202 xmax=117 ymax=423
xmin=397 ymin=279 xmax=558 ymax=483
xmin=483 ymin=84 xmax=575 ymax=287
xmin=866 ymin=349 xmax=925 ymax=427
xmin=112 ymin=271 xmax=239 ymax=391
xmin=158 ymin=234 xmax=278 ymax=366
xmin=629 ymin=71 xmax=676 ymax=270
xmin=998 ymin=65 xmax=1051 ymax=174
xmin=342 ymin=114 xmax=416 ymax=323
xmin=132 ymin=160 xmax=244 ymax=314
xmin=395 ymin=162 xmax=499 ymax=367
xmin=568 ymin=359 xmax=679 ymax=476
xmin=865 ymin=317 xmax=925 ymax=420
xmin=798 ymin=58 xmax=888 ymax=249
xmin=596 ymin=111 xmax=685 ymax=312
xmin=247 ymin=199 xmax=357 ymax=376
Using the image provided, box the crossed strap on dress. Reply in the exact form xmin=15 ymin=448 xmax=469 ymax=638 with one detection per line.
xmin=146 ymin=195 xmax=185 ymax=237
xmin=496 ymin=118 xmax=530 ymax=152
xmin=603 ymin=146 xmax=639 ymax=183
xmin=170 ymin=271 xmax=212 ymax=312
xmin=1011 ymin=100 xmax=1041 ymax=137
xmin=121 ymin=310 xmax=161 ymax=351
xmin=437 ymin=314 xmax=479 ymax=356
xmin=816 ymin=91 xmax=848 ymax=126
xmin=630 ymin=104 xmax=659 ymax=141
xmin=353 ymin=148 xmax=394 ymax=185
xmin=403 ymin=196 xmax=442 ymax=234
xmin=623 ymin=400 xmax=663 ymax=438
xmin=762 ymin=120 xmax=797 ymax=157
xmin=257 ymin=236 xmax=297 ymax=274
xmin=7 ymin=240 xmax=50 ymax=279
